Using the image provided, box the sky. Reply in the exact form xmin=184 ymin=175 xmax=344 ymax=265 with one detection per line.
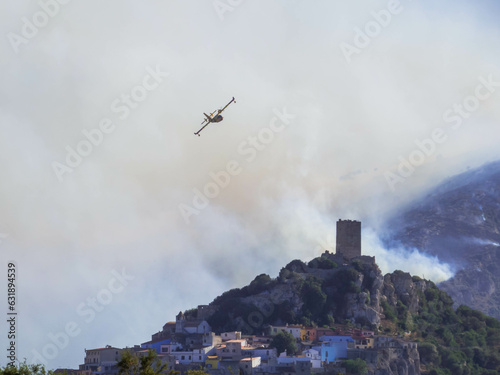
xmin=1 ymin=0 xmax=500 ymax=369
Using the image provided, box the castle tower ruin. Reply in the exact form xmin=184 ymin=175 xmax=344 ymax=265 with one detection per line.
xmin=336 ymin=219 xmax=361 ymax=260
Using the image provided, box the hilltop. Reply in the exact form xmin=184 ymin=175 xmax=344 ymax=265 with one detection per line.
xmin=153 ymin=252 xmax=500 ymax=375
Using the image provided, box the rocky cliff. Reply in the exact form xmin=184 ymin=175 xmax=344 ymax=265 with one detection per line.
xmin=375 ymin=344 xmax=420 ymax=375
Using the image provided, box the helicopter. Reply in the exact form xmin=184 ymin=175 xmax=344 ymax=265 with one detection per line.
xmin=195 ymin=97 xmax=236 ymax=136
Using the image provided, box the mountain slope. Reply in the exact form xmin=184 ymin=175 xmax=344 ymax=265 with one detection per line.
xmin=381 ymin=160 xmax=500 ymax=319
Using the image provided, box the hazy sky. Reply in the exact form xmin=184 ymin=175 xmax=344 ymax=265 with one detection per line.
xmin=1 ymin=0 xmax=500 ymax=369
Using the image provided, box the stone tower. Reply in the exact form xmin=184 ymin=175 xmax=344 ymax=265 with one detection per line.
xmin=336 ymin=219 xmax=361 ymax=260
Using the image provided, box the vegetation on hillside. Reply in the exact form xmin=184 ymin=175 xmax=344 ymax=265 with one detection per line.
xmin=342 ymin=358 xmax=368 ymax=375
xmin=411 ymin=282 xmax=500 ymax=375
xmin=204 ymin=255 xmax=500 ymax=374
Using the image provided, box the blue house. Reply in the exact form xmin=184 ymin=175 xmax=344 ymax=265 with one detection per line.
xmin=141 ymin=338 xmax=171 ymax=354
xmin=321 ymin=341 xmax=349 ymax=363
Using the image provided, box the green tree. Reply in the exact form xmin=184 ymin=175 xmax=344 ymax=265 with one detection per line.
xmin=301 ymin=278 xmax=327 ymax=316
xmin=418 ymin=342 xmax=440 ymax=366
xmin=270 ymin=331 xmax=297 ymax=356
xmin=117 ymin=349 xmax=169 ymax=375
xmin=1 ymin=361 xmax=55 ymax=375
xmin=342 ymin=358 xmax=368 ymax=375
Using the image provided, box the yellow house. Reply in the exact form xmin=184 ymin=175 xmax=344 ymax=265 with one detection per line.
xmin=300 ymin=327 xmax=307 ymax=341
xmin=205 ymin=356 xmax=219 ymax=369
xmin=354 ymin=337 xmax=374 ymax=349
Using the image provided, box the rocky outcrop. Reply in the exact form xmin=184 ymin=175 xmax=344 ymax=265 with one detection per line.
xmin=241 ymin=282 xmax=304 ymax=317
xmin=345 ymin=291 xmax=381 ymax=326
xmin=373 ymin=344 xmax=420 ymax=375
xmin=383 ymin=271 xmax=428 ymax=315
xmin=205 ymin=252 xmax=435 ymax=333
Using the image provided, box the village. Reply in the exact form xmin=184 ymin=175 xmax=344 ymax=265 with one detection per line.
xmin=74 ymin=305 xmax=418 ymax=375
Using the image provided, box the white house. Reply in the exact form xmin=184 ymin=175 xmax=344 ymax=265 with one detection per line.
xmin=82 ymin=346 xmax=122 ymax=375
xmin=243 ymin=347 xmax=277 ymax=361
xmin=159 ymin=342 xmax=182 ymax=354
xmin=276 ymin=356 xmax=312 ymax=367
xmin=203 ymin=332 xmax=222 ymax=347
xmin=269 ymin=325 xmax=302 ymax=340
xmin=183 ymin=320 xmax=211 ymax=334
xmin=240 ymin=357 xmax=261 ymax=375
xmin=170 ymin=346 xmax=216 ymax=364
xmin=171 ymin=351 xmax=195 ymax=365
xmin=221 ymin=331 xmax=242 ymax=341
xmin=303 ymin=349 xmax=322 ymax=368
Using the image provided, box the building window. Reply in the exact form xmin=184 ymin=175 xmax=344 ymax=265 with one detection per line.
xmin=181 ymin=356 xmax=185 ymax=360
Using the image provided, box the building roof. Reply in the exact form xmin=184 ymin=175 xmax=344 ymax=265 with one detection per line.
xmin=86 ymin=347 xmax=120 ymax=352
xmin=142 ymin=338 xmax=172 ymax=346
xmin=271 ymin=325 xmax=302 ymax=329
xmin=352 ymin=335 xmax=373 ymax=340
xmin=241 ymin=357 xmax=261 ymax=362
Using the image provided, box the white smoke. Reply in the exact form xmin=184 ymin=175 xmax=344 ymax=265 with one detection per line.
xmin=362 ymin=228 xmax=455 ymax=283
xmin=468 ymin=237 xmax=500 ymax=247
